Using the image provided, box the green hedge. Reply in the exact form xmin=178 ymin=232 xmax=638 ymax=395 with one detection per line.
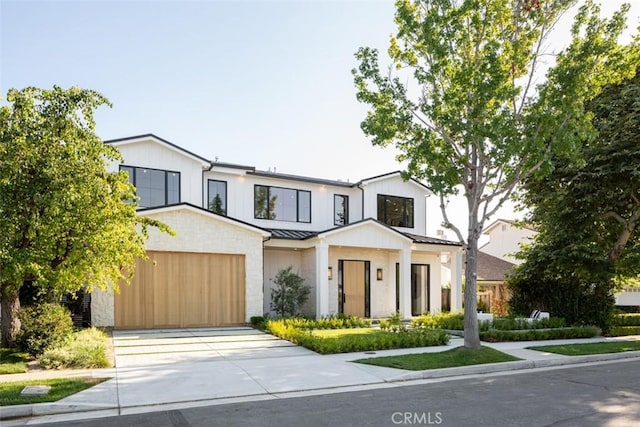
xmin=608 ymin=326 xmax=640 ymax=336
xmin=411 ymin=312 xmax=466 ymax=330
xmin=17 ymin=304 xmax=74 ymax=356
xmin=491 ymin=317 xmax=566 ymax=330
xmin=480 ymin=326 xmax=601 ymax=342
xmin=266 ymin=318 xmax=448 ymax=354
xmin=612 ymin=314 xmax=640 ymax=326
xmin=411 ymin=312 xmax=566 ymax=331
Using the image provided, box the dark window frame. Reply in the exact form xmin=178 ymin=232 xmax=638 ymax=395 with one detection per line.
xmin=334 ymin=194 xmax=349 ymax=226
xmin=376 ymin=194 xmax=415 ymax=228
xmin=253 ymin=184 xmax=312 ymax=223
xmin=207 ymin=179 xmax=227 ymax=215
xmin=120 ymin=165 xmax=181 ymax=208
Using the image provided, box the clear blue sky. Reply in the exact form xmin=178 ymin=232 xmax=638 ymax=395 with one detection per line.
xmin=2 ymin=0 xmax=638 ymax=235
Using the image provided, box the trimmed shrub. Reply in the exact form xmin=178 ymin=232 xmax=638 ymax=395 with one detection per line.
xmin=411 ymin=312 xmax=465 ymax=330
xmin=17 ymin=303 xmax=73 ymax=356
xmin=608 ymin=326 xmax=640 ymax=336
xmin=612 ymin=313 xmax=640 ymax=326
xmin=491 ymin=317 xmax=566 ymax=330
xmin=479 ymin=326 xmax=600 ymax=342
xmin=39 ymin=328 xmax=109 ymax=369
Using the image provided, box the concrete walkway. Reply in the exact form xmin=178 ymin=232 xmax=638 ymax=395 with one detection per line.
xmin=2 ymin=328 xmax=640 ymax=425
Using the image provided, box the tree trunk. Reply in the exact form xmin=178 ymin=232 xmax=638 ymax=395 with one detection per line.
xmin=1 ymin=285 xmax=21 ymax=348
xmin=464 ymin=230 xmax=481 ymax=348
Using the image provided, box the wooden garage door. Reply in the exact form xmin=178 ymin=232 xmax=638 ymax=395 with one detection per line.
xmin=115 ymin=251 xmax=245 ymax=329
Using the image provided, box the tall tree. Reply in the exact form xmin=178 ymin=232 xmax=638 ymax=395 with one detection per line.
xmin=0 ymin=86 xmax=172 ymax=347
xmin=509 ymin=67 xmax=640 ymax=328
xmin=353 ymin=0 xmax=639 ymax=347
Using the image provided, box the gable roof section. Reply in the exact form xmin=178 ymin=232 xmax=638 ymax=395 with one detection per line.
xmin=248 ymin=170 xmax=354 ymax=188
xmin=483 ymin=218 xmax=537 ymax=234
xmin=137 ymin=203 xmax=271 ymax=238
xmin=358 ymin=171 xmax=431 ymax=193
xmin=105 ymin=134 xmax=211 ymax=167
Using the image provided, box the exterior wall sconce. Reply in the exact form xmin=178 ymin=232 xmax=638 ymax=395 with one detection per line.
xmin=328 ymin=266 xmax=333 ymax=280
xmin=376 ymin=268 xmax=383 ymax=281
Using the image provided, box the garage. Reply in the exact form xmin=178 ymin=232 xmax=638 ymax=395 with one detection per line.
xmin=115 ymin=251 xmax=246 ymax=329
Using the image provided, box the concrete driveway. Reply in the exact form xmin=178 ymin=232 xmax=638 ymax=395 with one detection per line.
xmin=113 ymin=326 xmax=314 ymax=367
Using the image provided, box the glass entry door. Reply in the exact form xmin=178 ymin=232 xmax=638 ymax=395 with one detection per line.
xmin=411 ymin=264 xmax=430 ymax=316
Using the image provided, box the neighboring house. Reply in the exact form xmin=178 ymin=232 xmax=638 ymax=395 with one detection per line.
xmin=480 ymin=219 xmax=536 ymax=265
xmin=91 ymin=134 xmax=463 ymax=329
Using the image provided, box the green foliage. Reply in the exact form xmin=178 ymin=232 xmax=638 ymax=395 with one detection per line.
xmin=250 ymin=316 xmax=266 ymax=329
xmin=411 ymin=312 xmax=465 ymax=330
xmin=353 ymin=0 xmax=639 ymax=348
xmin=480 ymin=326 xmax=600 ymax=342
xmin=264 ymin=316 xmax=372 ymax=334
xmin=0 ymin=86 xmax=173 ymax=347
xmin=266 ymin=317 xmax=447 ymax=354
xmin=16 ymin=303 xmax=73 ymax=356
xmin=491 ymin=317 xmax=566 ymax=330
xmin=528 ymin=340 xmax=640 ymax=356
xmin=270 ymin=266 xmax=310 ymax=317
xmin=38 ymin=328 xmax=109 ymax=369
xmin=613 ymin=313 xmax=640 ymax=326
xmin=608 ymin=326 xmax=640 ymax=336
xmin=0 ymin=348 xmax=30 ymax=374
xmin=510 ymin=68 xmax=640 ymax=333
xmin=354 ymin=346 xmax=520 ymax=371
xmin=380 ymin=311 xmax=406 ymax=332
xmin=0 ymin=377 xmax=107 ymax=406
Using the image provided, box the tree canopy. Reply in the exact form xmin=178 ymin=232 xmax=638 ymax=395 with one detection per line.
xmin=0 ymin=86 xmax=172 ymax=346
xmin=508 ymin=67 xmax=640 ymax=328
xmin=353 ymin=0 xmax=639 ymax=347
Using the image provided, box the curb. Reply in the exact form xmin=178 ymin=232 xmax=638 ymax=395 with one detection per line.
xmin=388 ymin=350 xmax=640 ymax=382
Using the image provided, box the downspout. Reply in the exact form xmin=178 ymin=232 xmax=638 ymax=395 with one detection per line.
xmin=357 ymin=182 xmax=365 ymax=221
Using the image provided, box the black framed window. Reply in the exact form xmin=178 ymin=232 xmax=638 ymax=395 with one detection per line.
xmin=377 ymin=194 xmax=414 ymax=228
xmin=254 ymin=185 xmax=311 ymax=223
xmin=208 ymin=179 xmax=227 ymax=215
xmin=120 ymin=165 xmax=180 ymax=208
xmin=334 ymin=194 xmax=349 ymax=226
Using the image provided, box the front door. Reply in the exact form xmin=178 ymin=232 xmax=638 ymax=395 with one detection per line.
xmin=411 ymin=264 xmax=430 ymax=316
xmin=339 ymin=260 xmax=370 ymax=317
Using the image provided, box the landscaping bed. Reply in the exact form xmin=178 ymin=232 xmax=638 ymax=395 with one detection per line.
xmin=0 ymin=378 xmax=108 ymax=406
xmin=265 ymin=317 xmax=449 ymax=354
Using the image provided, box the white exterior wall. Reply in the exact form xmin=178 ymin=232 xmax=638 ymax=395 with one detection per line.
xmin=615 ymin=290 xmax=640 ymax=306
xmin=109 ymin=140 xmax=206 ymax=206
xmin=91 ymin=207 xmax=267 ymax=326
xmin=91 ymin=287 xmax=114 ymax=327
xmin=361 ymin=175 xmax=429 ymax=235
xmin=204 ymin=169 xmax=361 ymax=231
xmin=481 ymin=222 xmax=536 ymax=264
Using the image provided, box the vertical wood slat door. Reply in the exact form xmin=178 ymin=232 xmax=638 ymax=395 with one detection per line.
xmin=115 ymin=251 xmax=245 ymax=329
xmin=343 ymin=260 xmax=365 ymax=318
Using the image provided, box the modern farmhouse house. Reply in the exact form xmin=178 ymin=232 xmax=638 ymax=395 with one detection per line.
xmin=91 ymin=134 xmax=463 ymax=329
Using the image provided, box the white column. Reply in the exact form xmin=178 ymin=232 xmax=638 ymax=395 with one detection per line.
xmin=399 ymin=248 xmax=412 ymax=320
xmin=315 ymin=242 xmax=329 ymax=317
xmin=451 ymin=250 xmax=463 ymax=311
xmin=430 ymin=256 xmax=442 ymax=313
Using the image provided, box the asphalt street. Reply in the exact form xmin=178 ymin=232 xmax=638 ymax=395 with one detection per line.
xmin=27 ymin=358 xmax=640 ymax=427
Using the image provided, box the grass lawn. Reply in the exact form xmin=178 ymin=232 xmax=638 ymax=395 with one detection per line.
xmin=528 ymin=340 xmax=640 ymax=356
xmin=354 ymin=346 xmax=520 ymax=370
xmin=0 ymin=377 xmax=109 ymax=406
xmin=0 ymin=349 xmax=30 ymax=375
xmin=311 ymin=328 xmax=379 ymax=338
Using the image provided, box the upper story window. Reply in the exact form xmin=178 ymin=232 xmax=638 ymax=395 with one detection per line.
xmin=334 ymin=194 xmax=349 ymax=226
xmin=208 ymin=179 xmax=227 ymax=215
xmin=254 ymin=185 xmax=311 ymax=223
xmin=120 ymin=165 xmax=180 ymax=208
xmin=377 ymin=194 xmax=414 ymax=228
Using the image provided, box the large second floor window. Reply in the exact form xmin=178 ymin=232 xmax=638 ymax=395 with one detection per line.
xmin=334 ymin=194 xmax=349 ymax=226
xmin=254 ymin=185 xmax=311 ymax=223
xmin=377 ymin=194 xmax=414 ymax=228
xmin=120 ymin=165 xmax=180 ymax=208
xmin=208 ymin=179 xmax=227 ymax=215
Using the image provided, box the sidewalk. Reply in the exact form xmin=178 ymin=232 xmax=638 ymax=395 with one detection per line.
xmin=2 ymin=334 xmax=640 ymax=425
